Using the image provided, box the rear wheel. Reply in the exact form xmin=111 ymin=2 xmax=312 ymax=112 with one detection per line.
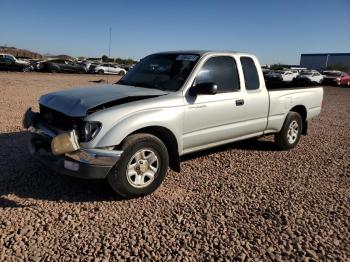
xmin=274 ymin=112 xmax=302 ymax=150
xmin=107 ymin=134 xmax=169 ymax=198
xmin=98 ymin=69 xmax=104 ymax=74
xmin=51 ymin=68 xmax=59 ymax=73
xmin=119 ymin=70 xmax=126 ymax=76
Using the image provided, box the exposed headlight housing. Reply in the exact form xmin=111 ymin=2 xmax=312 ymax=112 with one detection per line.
xmin=51 ymin=130 xmax=80 ymax=155
xmin=81 ymin=121 xmax=102 ymax=142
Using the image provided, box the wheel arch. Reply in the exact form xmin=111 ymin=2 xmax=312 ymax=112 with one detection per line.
xmin=290 ymin=105 xmax=307 ymax=135
xmin=119 ymin=126 xmax=180 ymax=172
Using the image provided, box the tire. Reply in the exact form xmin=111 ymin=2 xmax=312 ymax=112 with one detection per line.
xmin=274 ymin=112 xmax=303 ymax=150
xmin=107 ymin=133 xmax=169 ymax=198
xmin=98 ymin=69 xmax=104 ymax=74
xmin=22 ymin=66 xmax=31 ymax=72
xmin=51 ymin=68 xmax=59 ymax=73
xmin=119 ymin=70 xmax=126 ymax=76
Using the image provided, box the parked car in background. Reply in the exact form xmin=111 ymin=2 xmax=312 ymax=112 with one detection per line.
xmin=88 ymin=63 xmax=99 ymax=74
xmin=0 ymin=54 xmax=32 ymax=72
xmin=339 ymin=74 xmax=350 ymax=87
xmin=295 ymin=70 xmax=323 ymax=84
xmin=81 ymin=61 xmax=99 ymax=72
xmin=262 ymin=68 xmax=272 ymax=77
xmin=265 ymin=70 xmax=296 ymax=83
xmin=93 ymin=63 xmax=127 ymax=75
xmin=119 ymin=64 xmax=131 ymax=71
xmin=27 ymin=59 xmax=44 ymax=71
xmin=322 ymin=70 xmax=349 ymax=86
xmin=39 ymin=59 xmax=86 ymax=74
xmin=290 ymin=69 xmax=300 ymax=79
xmin=290 ymin=67 xmax=308 ymax=73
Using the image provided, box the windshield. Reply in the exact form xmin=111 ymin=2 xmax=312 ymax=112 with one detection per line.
xmin=116 ymin=53 xmax=199 ymax=91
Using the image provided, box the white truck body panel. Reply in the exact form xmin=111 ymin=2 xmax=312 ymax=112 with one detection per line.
xmin=36 ymin=51 xmax=323 ymax=157
xmin=84 ymin=51 xmax=323 ymax=155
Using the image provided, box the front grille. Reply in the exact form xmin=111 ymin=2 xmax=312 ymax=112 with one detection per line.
xmin=39 ymin=105 xmax=83 ymax=131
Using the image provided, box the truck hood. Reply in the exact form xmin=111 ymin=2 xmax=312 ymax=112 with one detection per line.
xmin=39 ymin=84 xmax=168 ymax=117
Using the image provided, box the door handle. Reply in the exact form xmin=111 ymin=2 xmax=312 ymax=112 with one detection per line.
xmin=235 ymin=99 xmax=244 ymax=106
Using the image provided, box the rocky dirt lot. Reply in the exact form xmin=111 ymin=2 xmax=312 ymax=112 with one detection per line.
xmin=0 ymin=72 xmax=349 ymax=261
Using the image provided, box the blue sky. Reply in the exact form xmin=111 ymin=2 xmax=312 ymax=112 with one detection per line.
xmin=1 ymin=0 xmax=349 ymax=64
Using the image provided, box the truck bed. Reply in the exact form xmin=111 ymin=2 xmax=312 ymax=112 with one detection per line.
xmin=266 ymin=81 xmax=322 ymax=91
xmin=264 ymin=82 xmax=323 ymax=135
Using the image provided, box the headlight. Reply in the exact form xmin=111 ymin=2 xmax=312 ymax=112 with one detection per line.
xmin=81 ymin=121 xmax=102 ymax=142
xmin=51 ymin=130 xmax=80 ymax=155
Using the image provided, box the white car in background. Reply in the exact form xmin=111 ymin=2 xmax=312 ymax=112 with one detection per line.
xmin=290 ymin=69 xmax=300 ymax=79
xmin=267 ymin=70 xmax=296 ymax=82
xmin=290 ymin=67 xmax=308 ymax=73
xmin=297 ymin=70 xmax=323 ymax=84
xmin=94 ymin=64 xmax=127 ymax=75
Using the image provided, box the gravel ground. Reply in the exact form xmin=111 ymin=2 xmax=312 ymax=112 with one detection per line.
xmin=0 ymin=72 xmax=349 ymax=261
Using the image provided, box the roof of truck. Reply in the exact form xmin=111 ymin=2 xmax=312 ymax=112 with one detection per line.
xmin=155 ymin=50 xmax=252 ymax=56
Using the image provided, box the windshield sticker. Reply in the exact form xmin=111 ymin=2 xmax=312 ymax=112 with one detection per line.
xmin=176 ymin=55 xmax=199 ymax=61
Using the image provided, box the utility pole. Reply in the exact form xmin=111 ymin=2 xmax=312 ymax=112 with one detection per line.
xmin=107 ymin=27 xmax=112 ymax=84
xmin=108 ymin=27 xmax=112 ymax=59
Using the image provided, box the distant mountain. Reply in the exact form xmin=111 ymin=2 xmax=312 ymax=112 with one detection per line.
xmin=42 ymin=52 xmax=55 ymax=57
xmin=0 ymin=47 xmax=43 ymax=59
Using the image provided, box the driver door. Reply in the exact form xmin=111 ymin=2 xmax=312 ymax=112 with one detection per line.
xmin=183 ymin=56 xmax=245 ymax=152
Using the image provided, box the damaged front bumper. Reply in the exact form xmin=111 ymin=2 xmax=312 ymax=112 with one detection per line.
xmin=23 ymin=108 xmax=122 ymax=179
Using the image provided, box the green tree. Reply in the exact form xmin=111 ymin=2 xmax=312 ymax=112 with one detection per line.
xmin=102 ymin=55 xmax=108 ymax=62
xmin=270 ymin=63 xmax=285 ymax=70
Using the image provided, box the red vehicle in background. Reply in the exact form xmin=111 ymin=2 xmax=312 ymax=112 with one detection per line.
xmin=339 ymin=74 xmax=350 ymax=87
xmin=322 ymin=70 xmax=349 ymax=86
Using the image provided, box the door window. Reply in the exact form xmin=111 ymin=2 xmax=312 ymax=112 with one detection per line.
xmin=195 ymin=56 xmax=240 ymax=93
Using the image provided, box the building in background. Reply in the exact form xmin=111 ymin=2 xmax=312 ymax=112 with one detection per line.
xmin=300 ymin=53 xmax=350 ymax=70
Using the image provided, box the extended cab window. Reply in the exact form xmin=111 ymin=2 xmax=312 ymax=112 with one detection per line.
xmin=240 ymin=57 xmax=260 ymax=90
xmin=195 ymin=56 xmax=240 ymax=93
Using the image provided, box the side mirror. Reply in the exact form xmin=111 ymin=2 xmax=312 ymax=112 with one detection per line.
xmin=189 ymin=82 xmax=218 ymax=96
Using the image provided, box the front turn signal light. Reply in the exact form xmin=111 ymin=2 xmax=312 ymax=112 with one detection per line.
xmin=51 ymin=130 xmax=80 ymax=156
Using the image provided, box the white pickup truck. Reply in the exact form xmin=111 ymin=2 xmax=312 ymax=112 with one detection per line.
xmin=23 ymin=51 xmax=323 ymax=198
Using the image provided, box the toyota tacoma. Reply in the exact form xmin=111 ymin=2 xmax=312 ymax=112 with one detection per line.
xmin=23 ymin=51 xmax=323 ymax=198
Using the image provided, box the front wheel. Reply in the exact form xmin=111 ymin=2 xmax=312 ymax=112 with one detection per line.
xmin=107 ymin=134 xmax=169 ymax=198
xmin=98 ymin=69 xmax=104 ymax=74
xmin=274 ymin=112 xmax=302 ymax=150
xmin=119 ymin=70 xmax=126 ymax=76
